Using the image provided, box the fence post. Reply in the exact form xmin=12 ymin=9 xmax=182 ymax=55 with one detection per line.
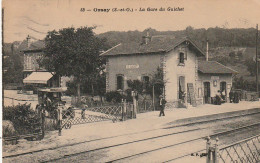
xmin=133 ymin=98 xmax=137 ymax=118
xmin=58 ymin=107 xmax=62 ymax=136
xmin=131 ymin=91 xmax=137 ymax=118
xmin=130 ymin=104 xmax=133 ymax=119
xmin=41 ymin=109 xmax=45 ymax=138
xmin=206 ymin=136 xmax=211 ymax=163
xmin=213 ymin=137 xmax=219 ymax=163
xmin=122 ymin=99 xmax=126 ymax=121
xmin=144 ymin=101 xmax=147 ymax=112
xmin=153 ymin=85 xmax=155 ymax=111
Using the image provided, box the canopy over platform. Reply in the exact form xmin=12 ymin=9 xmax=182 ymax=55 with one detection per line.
xmin=23 ymin=72 xmax=53 ymax=84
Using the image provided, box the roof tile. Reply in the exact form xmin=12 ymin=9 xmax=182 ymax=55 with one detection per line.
xmin=198 ymin=60 xmax=238 ymax=74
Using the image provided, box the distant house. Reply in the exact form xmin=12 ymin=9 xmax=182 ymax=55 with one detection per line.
xmin=101 ymin=34 xmax=238 ymax=108
xmin=22 ymin=36 xmax=59 ymax=91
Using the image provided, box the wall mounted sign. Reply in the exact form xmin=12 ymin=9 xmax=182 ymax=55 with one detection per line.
xmin=213 ymin=80 xmax=218 ymax=87
xmin=126 ymin=64 xmax=139 ymax=69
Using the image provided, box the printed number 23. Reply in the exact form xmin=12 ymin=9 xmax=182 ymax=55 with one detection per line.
xmin=80 ymin=8 xmax=85 ymax=12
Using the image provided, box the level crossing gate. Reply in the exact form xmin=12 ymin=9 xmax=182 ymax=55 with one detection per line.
xmin=61 ymin=102 xmax=136 ymax=129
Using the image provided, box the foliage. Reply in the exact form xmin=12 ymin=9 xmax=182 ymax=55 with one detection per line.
xmin=127 ymin=80 xmax=144 ymax=94
xmin=212 ymin=56 xmax=236 ymax=66
xmin=233 ymin=76 xmax=259 ymax=91
xmin=149 ymin=67 xmax=165 ymax=96
xmin=65 ymin=81 xmax=78 ymax=96
xmin=244 ymin=58 xmax=260 ymax=76
xmin=105 ymin=91 xmax=125 ymax=103
xmin=3 ymin=44 xmax=23 ymax=84
xmin=65 ymin=72 xmax=106 ymax=97
xmin=3 ymin=104 xmax=40 ymax=135
xmin=40 ymin=26 xmax=109 ymax=97
xmin=125 ymin=67 xmax=165 ymax=101
xmin=99 ymin=27 xmax=259 ymax=50
xmin=229 ymin=51 xmax=236 ymax=58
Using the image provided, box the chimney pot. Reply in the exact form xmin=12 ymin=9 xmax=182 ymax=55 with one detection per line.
xmin=26 ymin=35 xmax=31 ymax=48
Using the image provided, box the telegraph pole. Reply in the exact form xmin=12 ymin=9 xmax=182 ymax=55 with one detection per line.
xmin=256 ymin=24 xmax=259 ymax=97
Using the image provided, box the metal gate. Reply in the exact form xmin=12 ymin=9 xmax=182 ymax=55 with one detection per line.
xmin=218 ymin=135 xmax=260 ymax=163
xmin=137 ymin=99 xmax=154 ymax=113
xmin=61 ymin=105 xmax=124 ymax=129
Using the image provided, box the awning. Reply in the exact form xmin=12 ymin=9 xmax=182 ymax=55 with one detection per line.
xmin=23 ymin=72 xmax=53 ymax=84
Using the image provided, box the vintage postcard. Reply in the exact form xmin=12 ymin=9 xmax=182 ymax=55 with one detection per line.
xmin=2 ymin=0 xmax=260 ymax=162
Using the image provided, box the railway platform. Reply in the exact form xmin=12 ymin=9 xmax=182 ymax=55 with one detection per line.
xmin=2 ymin=100 xmax=260 ymax=160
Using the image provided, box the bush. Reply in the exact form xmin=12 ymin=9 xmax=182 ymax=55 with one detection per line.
xmin=65 ymin=81 xmax=77 ymax=96
xmin=233 ymin=76 xmax=260 ymax=91
xmin=3 ymin=104 xmax=41 ymax=135
xmin=105 ymin=91 xmax=125 ymax=103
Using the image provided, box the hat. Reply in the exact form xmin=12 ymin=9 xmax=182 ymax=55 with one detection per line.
xmin=159 ymin=95 xmax=163 ymax=98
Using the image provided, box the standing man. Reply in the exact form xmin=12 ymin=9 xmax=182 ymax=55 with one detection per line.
xmin=159 ymin=95 xmax=166 ymax=117
xmin=233 ymin=91 xmax=240 ymax=103
xmin=229 ymin=88 xmax=234 ymax=103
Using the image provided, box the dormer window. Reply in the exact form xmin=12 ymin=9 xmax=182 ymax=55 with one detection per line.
xmin=179 ymin=52 xmax=185 ymax=65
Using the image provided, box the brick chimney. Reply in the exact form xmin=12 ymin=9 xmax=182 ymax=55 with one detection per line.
xmin=26 ymin=35 xmax=31 ymax=48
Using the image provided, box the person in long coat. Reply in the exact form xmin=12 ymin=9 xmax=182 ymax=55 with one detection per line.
xmin=233 ymin=91 xmax=240 ymax=103
xmin=215 ymin=90 xmax=222 ymax=105
xmin=159 ymin=95 xmax=166 ymax=117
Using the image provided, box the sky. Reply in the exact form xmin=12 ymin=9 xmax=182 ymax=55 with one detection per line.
xmin=2 ymin=0 xmax=260 ymax=43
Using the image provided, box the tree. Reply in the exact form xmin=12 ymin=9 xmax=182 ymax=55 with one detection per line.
xmin=244 ymin=58 xmax=260 ymax=76
xmin=149 ymin=67 xmax=166 ymax=97
xmin=3 ymin=43 xmax=23 ymax=85
xmin=40 ymin=26 xmax=108 ymax=99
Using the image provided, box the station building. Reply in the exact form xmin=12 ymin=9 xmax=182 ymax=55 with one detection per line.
xmin=100 ymin=35 xmax=238 ymax=108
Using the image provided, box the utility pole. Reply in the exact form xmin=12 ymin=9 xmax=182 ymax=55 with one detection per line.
xmin=256 ymin=24 xmax=259 ymax=97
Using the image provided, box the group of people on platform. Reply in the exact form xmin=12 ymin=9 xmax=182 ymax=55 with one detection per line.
xmin=215 ymin=88 xmax=240 ymax=105
xmin=229 ymin=89 xmax=240 ymax=103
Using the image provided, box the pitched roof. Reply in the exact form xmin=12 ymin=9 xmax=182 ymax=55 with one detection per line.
xmin=100 ymin=36 xmax=205 ymax=57
xmin=198 ymin=60 xmax=238 ymax=74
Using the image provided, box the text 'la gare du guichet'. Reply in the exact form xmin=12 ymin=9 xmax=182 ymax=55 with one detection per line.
xmin=80 ymin=7 xmax=184 ymax=12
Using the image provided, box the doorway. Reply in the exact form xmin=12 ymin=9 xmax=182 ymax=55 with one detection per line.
xmin=204 ymin=82 xmax=211 ymax=104
xmin=178 ymin=76 xmax=186 ymax=108
xmin=220 ymin=81 xmax=227 ymax=100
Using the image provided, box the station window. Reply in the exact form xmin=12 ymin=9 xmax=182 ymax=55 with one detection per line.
xmin=116 ymin=75 xmax=124 ymax=90
xmin=142 ymin=76 xmax=150 ymax=90
xmin=179 ymin=52 xmax=185 ymax=65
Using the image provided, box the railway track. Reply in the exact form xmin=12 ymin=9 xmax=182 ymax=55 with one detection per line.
xmin=3 ymin=111 xmax=260 ymax=162
xmin=105 ymin=122 xmax=260 ymax=163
